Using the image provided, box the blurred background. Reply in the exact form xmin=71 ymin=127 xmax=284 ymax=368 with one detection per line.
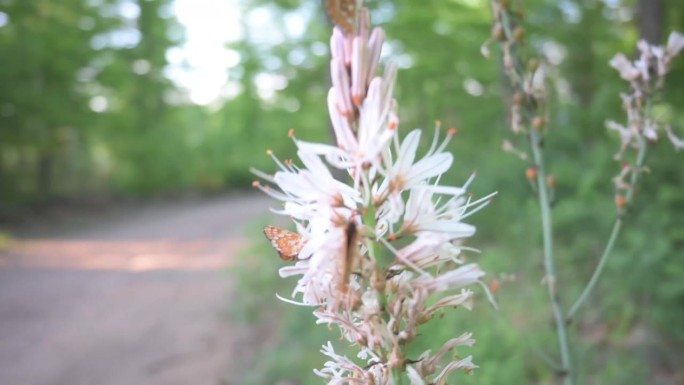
xmin=0 ymin=0 xmax=683 ymax=384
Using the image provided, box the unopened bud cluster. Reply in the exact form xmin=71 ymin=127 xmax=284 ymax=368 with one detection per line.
xmin=484 ymin=0 xmax=548 ymax=178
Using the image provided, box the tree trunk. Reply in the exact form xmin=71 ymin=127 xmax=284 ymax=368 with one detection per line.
xmin=37 ymin=152 xmax=54 ymax=199
xmin=637 ymin=0 xmax=664 ymax=44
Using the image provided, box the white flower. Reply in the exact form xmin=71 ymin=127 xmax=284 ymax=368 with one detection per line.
xmin=665 ymin=31 xmax=684 ymax=65
xmin=609 ymin=53 xmax=640 ymax=82
xmin=410 ymin=263 xmax=485 ymax=293
xmin=279 ymin=216 xmax=352 ymax=308
xmin=399 ymin=334 xmax=478 ymax=384
xmin=406 ymin=365 xmax=426 ymax=385
xmin=374 ymin=129 xmax=456 ymax=230
xmin=665 ymin=125 xmax=684 ymax=151
xmin=330 ymin=28 xmax=354 ymax=117
xmin=256 ymin=7 xmax=493 ymax=384
xmin=421 ymin=289 xmax=475 ymax=319
xmin=307 ymin=28 xmax=398 ymax=173
xmin=315 ymin=342 xmax=389 ymax=385
xmin=281 ymin=152 xmax=359 ymax=205
xmin=432 ymin=356 xmax=477 ymax=384
xmin=252 ymin=149 xmax=360 ymax=220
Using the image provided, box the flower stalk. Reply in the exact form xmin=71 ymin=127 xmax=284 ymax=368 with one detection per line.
xmin=486 ymin=0 xmax=684 ymax=383
xmin=254 ymin=6 xmax=494 ymax=384
xmin=568 ymin=31 xmax=684 ymax=320
xmin=487 ymin=1 xmax=574 ymax=382
xmin=529 ymin=128 xmax=573 ymax=385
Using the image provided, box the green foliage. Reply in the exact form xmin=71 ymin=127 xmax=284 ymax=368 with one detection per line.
xmin=228 ymin=0 xmax=684 ymax=383
xmin=2 ymin=0 xmax=683 ymax=382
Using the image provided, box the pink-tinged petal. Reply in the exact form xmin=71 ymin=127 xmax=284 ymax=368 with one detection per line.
xmin=432 ymin=356 xmax=477 ymax=384
xmin=330 ymin=28 xmax=346 ymax=60
xmin=412 ymin=263 xmax=484 ymax=292
xmin=404 ymin=187 xmax=434 ymax=223
xmin=406 ymin=365 xmax=426 ymax=385
xmin=343 ymin=33 xmax=354 ymax=66
xmin=358 ymin=7 xmax=370 ymax=39
xmin=295 ymin=140 xmax=337 ymax=155
xmin=666 ymin=31 xmax=684 ymax=58
xmin=419 ymin=184 xmax=466 ymax=197
xmin=328 ymin=89 xmax=357 ymax=151
xmin=406 ymin=152 xmax=453 ymax=185
xmin=351 ymin=36 xmax=368 ymax=106
xmin=397 ymin=231 xmax=465 ymax=268
xmin=397 ymin=129 xmax=421 ymax=169
xmin=423 ymin=290 xmax=474 ymax=317
xmin=358 ymin=77 xmax=383 ymax=147
xmin=609 ymin=53 xmax=639 ymax=81
xmin=432 ymin=333 xmax=476 ymax=362
xmin=278 ymin=263 xmax=309 ymax=278
xmin=382 ymin=62 xmax=397 ymax=108
xmin=665 ymin=125 xmax=684 ymax=151
xmin=331 ymin=59 xmax=353 ymax=116
xmin=605 ymin=120 xmax=632 ymax=150
xmin=366 ymin=28 xmax=385 ymax=86
xmin=387 ymin=100 xmax=399 ymax=130
xmin=298 ymin=151 xmax=334 ymax=180
xmin=418 ymin=221 xmax=475 ymax=238
xmin=272 ymin=172 xmax=316 ymax=200
xmin=295 ymin=139 xmax=349 ymax=163
xmin=643 ymin=123 xmax=658 ymax=141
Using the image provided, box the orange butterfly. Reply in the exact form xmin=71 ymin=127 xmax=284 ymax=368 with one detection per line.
xmin=263 ymin=225 xmax=306 ymax=261
xmin=325 ymin=0 xmax=358 ymax=34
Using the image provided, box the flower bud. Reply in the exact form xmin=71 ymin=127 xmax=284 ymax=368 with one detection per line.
xmin=525 ymin=167 xmax=537 ymax=181
xmin=546 ymin=174 xmax=556 ymax=189
xmin=515 ymin=9 xmax=525 ymax=20
xmin=513 ymin=91 xmax=524 ymax=105
xmin=388 ymin=345 xmax=405 ymax=370
xmin=528 ymin=58 xmax=539 ymax=72
xmin=491 ymin=24 xmax=504 ymax=41
xmin=615 ymin=194 xmax=628 ymax=209
xmin=489 ymin=279 xmax=501 ymax=295
xmin=513 ymin=26 xmax=524 ymax=42
xmin=532 ymin=116 xmax=545 ymax=131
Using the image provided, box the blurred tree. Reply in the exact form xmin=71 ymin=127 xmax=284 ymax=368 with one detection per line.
xmin=94 ymin=0 xmax=184 ymax=193
xmin=0 ymin=0 xmax=115 ymax=202
xmin=0 ymin=0 xmax=193 ymax=202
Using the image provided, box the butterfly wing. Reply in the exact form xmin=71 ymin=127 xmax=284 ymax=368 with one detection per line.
xmin=263 ymin=225 xmax=304 ymax=261
xmin=325 ymin=0 xmax=358 ymax=34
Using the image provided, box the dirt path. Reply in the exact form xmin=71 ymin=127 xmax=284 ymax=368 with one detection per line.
xmin=0 ymin=194 xmax=272 ymax=385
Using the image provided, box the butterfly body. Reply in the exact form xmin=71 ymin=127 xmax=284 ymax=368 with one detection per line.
xmin=263 ymin=225 xmax=305 ymax=261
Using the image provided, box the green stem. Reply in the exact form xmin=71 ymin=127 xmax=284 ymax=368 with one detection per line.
xmin=567 ymin=142 xmax=648 ymax=320
xmin=567 ymin=218 xmax=622 ymax=320
xmin=496 ymin=4 xmax=573 ymax=382
xmin=529 ymin=130 xmax=573 ymax=385
xmin=392 ymin=369 xmax=403 ymax=385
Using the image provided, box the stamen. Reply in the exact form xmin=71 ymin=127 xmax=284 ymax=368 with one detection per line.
xmin=427 ymin=124 xmax=442 ymax=155
xmin=267 ymin=150 xmax=290 ymax=172
xmin=377 ymin=236 xmax=430 ymax=277
xmin=435 ymin=127 xmax=457 ymax=154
